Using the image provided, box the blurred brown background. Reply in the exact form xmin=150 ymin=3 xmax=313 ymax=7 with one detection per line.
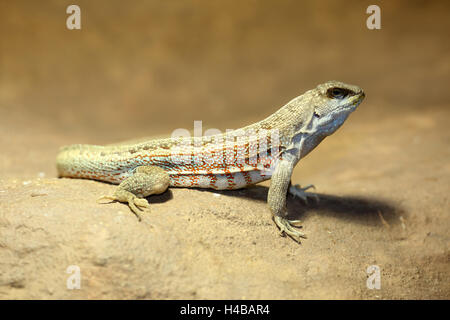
xmin=0 ymin=0 xmax=448 ymax=299
xmin=1 ymin=1 xmax=448 ymax=143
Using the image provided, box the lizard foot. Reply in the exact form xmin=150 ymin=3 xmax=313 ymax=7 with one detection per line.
xmin=97 ymin=192 xmax=150 ymax=221
xmin=289 ymin=184 xmax=319 ymax=204
xmin=97 ymin=165 xmax=170 ymax=221
xmin=273 ymin=216 xmax=307 ymax=243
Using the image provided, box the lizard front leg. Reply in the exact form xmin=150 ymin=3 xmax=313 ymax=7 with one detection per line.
xmin=268 ymin=159 xmax=307 ymax=243
xmin=98 ymin=166 xmax=170 ymax=221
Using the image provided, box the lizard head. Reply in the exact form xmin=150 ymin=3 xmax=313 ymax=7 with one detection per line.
xmin=308 ymin=80 xmax=365 ymax=136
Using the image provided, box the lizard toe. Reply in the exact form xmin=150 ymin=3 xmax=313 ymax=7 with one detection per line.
xmin=134 ymin=198 xmax=150 ymax=209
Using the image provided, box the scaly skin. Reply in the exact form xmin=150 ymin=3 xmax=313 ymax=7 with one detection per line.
xmin=57 ymin=80 xmax=365 ymax=242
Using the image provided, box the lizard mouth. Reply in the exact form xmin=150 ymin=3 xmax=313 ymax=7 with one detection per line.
xmin=345 ymin=92 xmax=365 ymax=110
xmin=355 ymin=91 xmax=365 ymax=102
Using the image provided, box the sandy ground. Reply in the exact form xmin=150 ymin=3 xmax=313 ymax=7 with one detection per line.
xmin=0 ymin=1 xmax=449 ymax=299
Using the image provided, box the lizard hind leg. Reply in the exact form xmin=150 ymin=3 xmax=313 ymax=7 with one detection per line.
xmin=98 ymin=165 xmax=170 ymax=221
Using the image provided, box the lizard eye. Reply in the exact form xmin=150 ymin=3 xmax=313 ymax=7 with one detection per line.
xmin=327 ymin=87 xmax=351 ymax=99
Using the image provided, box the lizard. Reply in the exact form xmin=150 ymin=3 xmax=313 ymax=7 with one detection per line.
xmin=56 ymin=80 xmax=365 ymax=243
